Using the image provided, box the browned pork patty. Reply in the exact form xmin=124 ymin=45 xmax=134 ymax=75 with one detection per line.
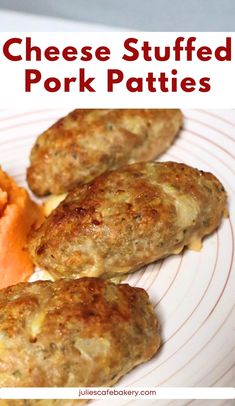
xmin=0 ymin=278 xmax=160 ymax=387
xmin=27 ymin=109 xmax=182 ymax=196
xmin=29 ymin=162 xmax=227 ymax=280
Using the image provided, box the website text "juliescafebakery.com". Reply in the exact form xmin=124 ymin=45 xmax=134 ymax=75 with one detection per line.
xmin=78 ymin=388 xmax=157 ymax=398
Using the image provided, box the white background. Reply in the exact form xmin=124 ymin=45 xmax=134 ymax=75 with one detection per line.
xmin=0 ymin=32 xmax=234 ymax=108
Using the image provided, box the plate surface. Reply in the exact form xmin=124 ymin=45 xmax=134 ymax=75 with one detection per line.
xmin=0 ymin=109 xmax=234 ymax=405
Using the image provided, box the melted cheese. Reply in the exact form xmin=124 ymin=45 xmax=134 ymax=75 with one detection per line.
xmin=30 ymin=311 xmax=45 ymax=339
xmin=43 ymin=193 xmax=67 ymax=217
xmin=161 ymin=184 xmax=200 ymax=229
xmin=172 ymin=246 xmax=184 ymax=255
xmin=188 ymin=238 xmax=202 ymax=252
xmin=74 ymin=337 xmax=110 ymax=359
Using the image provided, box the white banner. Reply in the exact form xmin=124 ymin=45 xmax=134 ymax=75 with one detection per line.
xmin=0 ymin=387 xmax=234 ymax=400
xmin=0 ymin=32 xmax=234 ymax=108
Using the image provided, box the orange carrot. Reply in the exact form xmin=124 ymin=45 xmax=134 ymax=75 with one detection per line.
xmin=0 ymin=168 xmax=44 ymax=289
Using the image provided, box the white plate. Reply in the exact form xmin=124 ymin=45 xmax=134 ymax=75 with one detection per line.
xmin=0 ymin=109 xmax=234 ymax=405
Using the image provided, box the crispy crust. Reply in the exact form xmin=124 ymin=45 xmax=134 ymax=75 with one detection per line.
xmin=29 ymin=162 xmax=227 ymax=280
xmin=0 ymin=278 xmax=160 ymax=387
xmin=27 ymin=109 xmax=182 ymax=195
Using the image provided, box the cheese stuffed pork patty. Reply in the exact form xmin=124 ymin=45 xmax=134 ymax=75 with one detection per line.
xmin=27 ymin=109 xmax=182 ymax=196
xmin=28 ymin=162 xmax=227 ymax=280
xmin=0 ymin=277 xmax=160 ymax=387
